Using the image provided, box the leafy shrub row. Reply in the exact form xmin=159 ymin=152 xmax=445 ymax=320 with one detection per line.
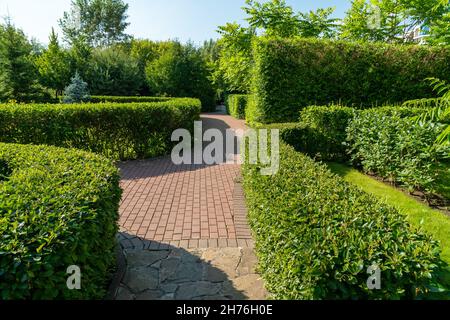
xmin=226 ymin=94 xmax=248 ymax=119
xmin=249 ymin=37 xmax=450 ymax=123
xmin=0 ymin=143 xmax=121 ymax=299
xmin=243 ymin=140 xmax=442 ymax=300
xmin=347 ymin=109 xmax=449 ymax=195
xmin=90 ymin=96 xmax=173 ymax=104
xmin=0 ymin=98 xmax=201 ymax=160
xmin=283 ymin=106 xmax=435 ymax=163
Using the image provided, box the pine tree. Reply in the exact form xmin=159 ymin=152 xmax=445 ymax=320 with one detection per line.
xmin=0 ymin=18 xmax=43 ymax=102
xmin=63 ymin=72 xmax=90 ymax=103
xmin=36 ymin=28 xmax=71 ymax=98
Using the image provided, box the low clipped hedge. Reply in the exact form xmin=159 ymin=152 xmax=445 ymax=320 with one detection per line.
xmin=347 ymin=109 xmax=449 ymax=195
xmin=299 ymin=105 xmax=355 ymax=161
xmin=249 ymin=37 xmax=450 ymax=123
xmin=0 ymin=98 xmax=201 ymax=160
xmin=243 ymin=141 xmax=443 ymax=300
xmin=90 ymin=96 xmax=173 ymax=104
xmin=226 ymin=94 xmax=248 ymax=119
xmin=0 ymin=143 xmax=121 ymax=299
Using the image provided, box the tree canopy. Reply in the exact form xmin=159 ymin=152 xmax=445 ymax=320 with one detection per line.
xmin=59 ymin=0 xmax=130 ymax=47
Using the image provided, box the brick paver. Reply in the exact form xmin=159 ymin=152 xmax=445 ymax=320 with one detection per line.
xmin=118 ymin=108 xmax=252 ymax=248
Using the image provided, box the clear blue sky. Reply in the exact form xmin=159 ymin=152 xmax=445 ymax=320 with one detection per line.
xmin=0 ymin=0 xmax=351 ymax=45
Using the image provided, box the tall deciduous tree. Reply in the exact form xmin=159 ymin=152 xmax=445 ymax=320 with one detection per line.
xmin=59 ymin=0 xmax=130 ymax=47
xmin=243 ymin=0 xmax=300 ymax=37
xmin=0 ymin=19 xmax=44 ymax=102
xmin=340 ymin=0 xmax=405 ymax=43
xmin=36 ymin=29 xmax=71 ymax=98
xmin=298 ymin=7 xmax=340 ymax=39
xmin=215 ymin=23 xmax=255 ymax=93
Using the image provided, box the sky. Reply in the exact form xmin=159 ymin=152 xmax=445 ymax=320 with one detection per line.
xmin=0 ymin=0 xmax=351 ymax=45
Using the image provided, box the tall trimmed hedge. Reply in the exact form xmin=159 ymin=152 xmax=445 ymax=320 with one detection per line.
xmin=0 ymin=143 xmax=121 ymax=299
xmin=243 ymin=141 xmax=443 ymax=300
xmin=0 ymin=98 xmax=201 ymax=160
xmin=226 ymin=94 xmax=248 ymax=119
xmin=249 ymin=37 xmax=450 ymax=123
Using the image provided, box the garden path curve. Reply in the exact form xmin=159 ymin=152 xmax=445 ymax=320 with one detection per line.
xmin=109 ymin=106 xmax=267 ymax=300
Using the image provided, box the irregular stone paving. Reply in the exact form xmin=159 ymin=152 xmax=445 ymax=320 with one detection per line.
xmin=114 ymin=245 xmax=266 ymax=300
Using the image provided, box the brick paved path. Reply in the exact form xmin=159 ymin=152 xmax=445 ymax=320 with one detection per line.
xmin=118 ymin=107 xmax=253 ymax=249
xmin=110 ymin=107 xmax=267 ymax=300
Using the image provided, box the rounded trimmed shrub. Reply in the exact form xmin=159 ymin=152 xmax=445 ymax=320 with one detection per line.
xmin=0 ymin=143 xmax=122 ymax=300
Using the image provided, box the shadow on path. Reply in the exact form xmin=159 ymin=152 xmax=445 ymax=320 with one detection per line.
xmin=108 ymin=232 xmax=265 ymax=300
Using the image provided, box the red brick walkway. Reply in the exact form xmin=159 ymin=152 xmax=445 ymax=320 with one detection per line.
xmin=118 ymin=109 xmax=253 ymax=249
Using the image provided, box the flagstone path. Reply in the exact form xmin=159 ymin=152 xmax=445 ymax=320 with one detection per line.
xmin=109 ymin=106 xmax=267 ymax=300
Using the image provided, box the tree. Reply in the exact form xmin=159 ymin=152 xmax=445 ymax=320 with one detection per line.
xmin=340 ymin=0 xmax=405 ymax=43
xmin=59 ymin=0 xmax=130 ymax=47
xmin=146 ymin=42 xmax=216 ymax=111
xmin=68 ymin=36 xmax=93 ymax=80
xmin=428 ymin=11 xmax=450 ymax=45
xmin=63 ymin=72 xmax=90 ymax=103
xmin=36 ymin=29 xmax=71 ymax=98
xmin=243 ymin=0 xmax=300 ymax=37
xmin=0 ymin=19 xmax=45 ymax=102
xmin=215 ymin=23 xmax=255 ymax=93
xmin=86 ymin=46 xmax=143 ymax=96
xmin=298 ymin=7 xmax=340 ymax=39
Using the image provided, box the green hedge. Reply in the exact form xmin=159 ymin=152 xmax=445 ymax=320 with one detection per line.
xmin=226 ymin=94 xmax=248 ymax=119
xmin=249 ymin=37 xmax=450 ymax=123
xmin=299 ymin=105 xmax=355 ymax=161
xmin=243 ymin=141 xmax=443 ymax=300
xmin=347 ymin=109 xmax=449 ymax=194
xmin=0 ymin=143 xmax=121 ymax=299
xmin=0 ymin=98 xmax=201 ymax=160
xmin=90 ymin=96 xmax=173 ymax=104
xmin=254 ymin=122 xmax=341 ymax=161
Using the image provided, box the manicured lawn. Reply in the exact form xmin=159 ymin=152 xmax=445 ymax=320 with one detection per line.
xmin=327 ymin=162 xmax=450 ymax=297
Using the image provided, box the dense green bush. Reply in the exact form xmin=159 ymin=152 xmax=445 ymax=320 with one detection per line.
xmin=226 ymin=94 xmax=248 ymax=119
xmin=86 ymin=47 xmax=144 ymax=96
xmin=243 ymin=141 xmax=442 ymax=300
xmin=299 ymin=105 xmax=355 ymax=161
xmin=0 ymin=143 xmax=121 ymax=299
xmin=254 ymin=122 xmax=335 ymax=161
xmin=90 ymin=96 xmax=172 ymax=103
xmin=146 ymin=43 xmax=216 ymax=112
xmin=0 ymin=98 xmax=201 ymax=160
xmin=249 ymin=37 xmax=450 ymax=123
xmin=347 ymin=109 xmax=449 ymax=194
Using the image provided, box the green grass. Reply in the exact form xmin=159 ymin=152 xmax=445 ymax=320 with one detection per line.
xmin=327 ymin=162 xmax=450 ymax=298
